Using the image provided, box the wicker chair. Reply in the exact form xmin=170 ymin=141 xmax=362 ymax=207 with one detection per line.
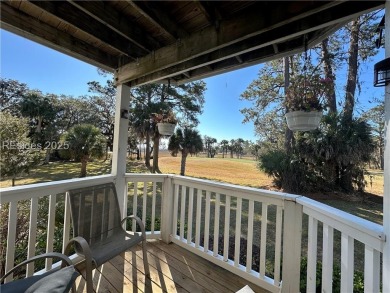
xmin=65 ymin=183 xmax=150 ymax=293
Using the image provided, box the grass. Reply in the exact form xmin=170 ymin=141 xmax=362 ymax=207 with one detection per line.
xmin=0 ymin=158 xmax=149 ymax=188
xmin=160 ymin=153 xmax=279 ymax=190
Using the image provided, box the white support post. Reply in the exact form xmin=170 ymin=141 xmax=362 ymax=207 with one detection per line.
xmin=161 ymin=176 xmax=173 ymax=243
xmin=384 ymin=3 xmax=390 ymax=293
xmin=281 ymin=200 xmax=302 ymax=293
xmin=112 ymin=83 xmax=131 ymax=218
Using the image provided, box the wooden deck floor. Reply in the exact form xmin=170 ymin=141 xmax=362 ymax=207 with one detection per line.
xmin=74 ymin=239 xmax=270 ymax=293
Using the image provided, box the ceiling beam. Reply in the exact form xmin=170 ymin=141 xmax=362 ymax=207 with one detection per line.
xmin=68 ymin=0 xmax=160 ymax=52
xmin=194 ymin=1 xmax=221 ymax=28
xmin=29 ymin=1 xmax=147 ymax=58
xmin=0 ymin=2 xmax=117 ymax=71
xmin=177 ymin=24 xmax=344 ymax=85
xmin=126 ymin=0 xmax=188 ymax=40
xmin=117 ymin=1 xmax=383 ymax=85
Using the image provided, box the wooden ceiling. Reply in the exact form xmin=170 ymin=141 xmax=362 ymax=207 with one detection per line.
xmin=1 ymin=1 xmax=385 ymax=87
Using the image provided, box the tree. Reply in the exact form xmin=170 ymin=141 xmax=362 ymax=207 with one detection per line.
xmin=249 ymin=142 xmax=261 ymax=160
xmin=0 ymin=78 xmax=28 ymax=114
xmin=56 ymin=95 xmax=98 ymax=134
xmin=87 ymin=80 xmax=116 ymax=159
xmin=60 ymin=124 xmax=106 ymax=177
xmin=233 ymin=138 xmax=245 ymax=158
xmin=204 ymin=135 xmax=217 ymax=158
xmin=220 ymin=140 xmax=229 ymax=158
xmin=0 ymin=112 xmax=41 ymax=186
xmin=363 ymin=100 xmax=385 ymax=169
xmin=19 ymin=92 xmax=59 ymax=163
xmin=241 ymin=12 xmax=380 ymax=193
xmin=130 ymin=81 xmax=206 ymax=173
xmin=168 ymin=127 xmax=203 ymax=176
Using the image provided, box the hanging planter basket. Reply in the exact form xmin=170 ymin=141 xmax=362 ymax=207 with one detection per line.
xmin=285 ymin=111 xmax=322 ymax=131
xmin=157 ymin=122 xmax=176 ymax=135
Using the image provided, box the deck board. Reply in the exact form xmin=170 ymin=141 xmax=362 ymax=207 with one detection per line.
xmin=74 ymin=240 xmax=270 ymax=293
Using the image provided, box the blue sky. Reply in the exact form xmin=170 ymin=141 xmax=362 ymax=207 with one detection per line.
xmin=1 ymin=29 xmax=385 ymax=142
xmin=1 ymin=30 xmax=258 ymax=142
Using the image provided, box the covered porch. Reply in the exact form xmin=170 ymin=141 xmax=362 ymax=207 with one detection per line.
xmin=1 ymin=1 xmax=389 ymax=292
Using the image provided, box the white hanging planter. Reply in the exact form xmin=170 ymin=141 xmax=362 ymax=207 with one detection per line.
xmin=157 ymin=122 xmax=176 ymax=135
xmin=285 ymin=111 xmax=322 ymax=131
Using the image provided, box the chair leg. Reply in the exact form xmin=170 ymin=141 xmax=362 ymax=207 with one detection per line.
xmin=142 ymin=240 xmax=150 ymax=277
xmin=85 ymin=258 xmax=94 ymax=293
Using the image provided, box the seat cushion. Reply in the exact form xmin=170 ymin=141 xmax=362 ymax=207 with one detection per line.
xmin=0 ymin=266 xmax=79 ymax=293
xmin=90 ymin=230 xmax=143 ymax=266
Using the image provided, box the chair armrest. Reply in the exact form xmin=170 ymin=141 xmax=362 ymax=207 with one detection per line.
xmin=0 ymin=252 xmax=73 ymax=283
xmin=64 ymin=236 xmax=92 ymax=263
xmin=121 ymin=215 xmax=147 ymax=240
xmin=64 ymin=236 xmax=94 ymax=293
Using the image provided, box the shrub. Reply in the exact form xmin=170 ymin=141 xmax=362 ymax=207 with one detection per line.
xmin=300 ymin=257 xmax=364 ymax=293
xmin=258 ymin=149 xmax=308 ymax=192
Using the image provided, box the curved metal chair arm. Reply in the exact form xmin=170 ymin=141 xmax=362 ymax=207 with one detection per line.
xmin=1 ymin=252 xmax=73 ymax=283
xmin=64 ymin=236 xmax=94 ymax=293
xmin=121 ymin=215 xmax=147 ymax=239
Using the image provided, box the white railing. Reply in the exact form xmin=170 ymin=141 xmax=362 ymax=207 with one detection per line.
xmin=0 ymin=175 xmax=115 ymax=282
xmin=298 ymin=197 xmax=385 ymax=293
xmin=165 ymin=176 xmax=299 ymax=293
xmin=124 ymin=173 xmax=167 ymax=238
xmin=1 ymin=173 xmax=385 ymax=293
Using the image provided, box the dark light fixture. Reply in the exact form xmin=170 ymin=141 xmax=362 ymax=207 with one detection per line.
xmin=374 ymin=58 xmax=390 ymax=87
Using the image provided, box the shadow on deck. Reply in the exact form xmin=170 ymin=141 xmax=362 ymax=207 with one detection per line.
xmin=74 ymin=239 xmax=270 ymax=293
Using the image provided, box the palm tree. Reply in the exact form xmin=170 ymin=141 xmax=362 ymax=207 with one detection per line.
xmin=168 ymin=127 xmax=203 ymax=176
xmin=220 ymin=139 xmax=229 ymax=158
xmin=61 ymin=124 xmax=106 ymax=177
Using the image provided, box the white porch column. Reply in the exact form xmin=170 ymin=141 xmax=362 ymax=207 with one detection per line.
xmin=384 ymin=3 xmax=390 ymax=292
xmin=112 ymin=84 xmax=130 ymax=218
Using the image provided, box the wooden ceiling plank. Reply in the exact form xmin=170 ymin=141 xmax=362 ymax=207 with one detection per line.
xmin=126 ymin=0 xmax=188 ymax=40
xmin=67 ymin=0 xmax=160 ymax=52
xmin=193 ymin=1 xmax=221 ymax=28
xmin=125 ymin=0 xmax=175 ymax=42
xmin=28 ymin=0 xmax=145 ymax=58
xmin=117 ymin=1 xmax=383 ymax=85
xmin=1 ymin=2 xmax=117 ymax=71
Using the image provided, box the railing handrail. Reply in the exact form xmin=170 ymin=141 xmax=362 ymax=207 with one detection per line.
xmin=0 ymin=175 xmax=115 ymax=203
xmin=124 ymin=173 xmax=167 ymax=182
xmin=297 ymin=196 xmax=385 ymax=250
xmin=169 ymin=174 xmax=299 ymax=206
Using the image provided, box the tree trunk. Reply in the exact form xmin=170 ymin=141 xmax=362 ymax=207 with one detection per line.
xmin=36 ymin=116 xmax=43 ymax=133
xmin=12 ymin=177 xmax=15 ymax=187
xmin=145 ymin=132 xmax=151 ymax=167
xmin=180 ymin=150 xmax=188 ymax=176
xmin=321 ymin=38 xmax=337 ymax=113
xmin=44 ymin=148 xmax=51 ymax=164
xmin=284 ymin=56 xmax=294 ymax=152
xmin=152 ymin=134 xmax=160 ymax=173
xmin=344 ymin=19 xmax=359 ymax=122
xmin=80 ymin=156 xmax=88 ymax=177
xmin=379 ymin=129 xmax=385 ymax=170
xmin=105 ymin=145 xmax=108 ymax=161
xmin=340 ymin=18 xmax=360 ymax=191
